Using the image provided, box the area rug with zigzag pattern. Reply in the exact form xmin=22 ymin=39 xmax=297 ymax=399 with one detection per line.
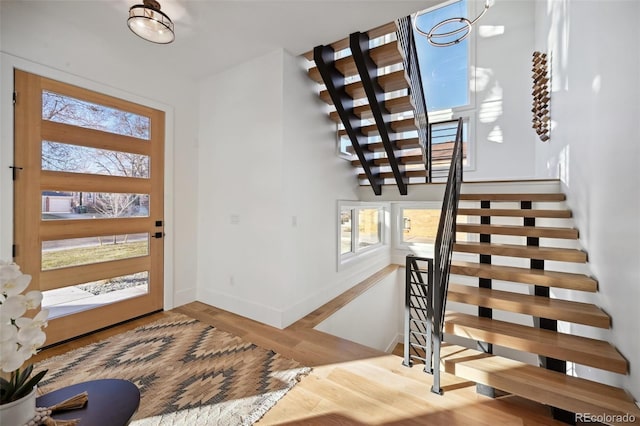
xmin=34 ymin=312 xmax=311 ymax=425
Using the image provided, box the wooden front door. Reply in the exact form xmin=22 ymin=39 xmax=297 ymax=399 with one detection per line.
xmin=13 ymin=70 xmax=165 ymax=345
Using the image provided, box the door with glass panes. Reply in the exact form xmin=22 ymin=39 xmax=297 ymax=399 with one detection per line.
xmin=13 ymin=70 xmax=164 ymax=345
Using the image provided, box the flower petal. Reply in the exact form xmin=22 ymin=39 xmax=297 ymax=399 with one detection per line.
xmin=0 ymin=322 xmax=18 ymax=342
xmin=24 ymin=291 xmax=43 ymax=310
xmin=0 ymin=295 xmax=27 ymax=321
xmin=1 ymin=274 xmax=32 ymax=297
xmin=34 ymin=309 xmax=49 ymax=324
xmin=0 ymin=262 xmax=21 ymax=282
xmin=0 ymin=344 xmax=25 ymax=372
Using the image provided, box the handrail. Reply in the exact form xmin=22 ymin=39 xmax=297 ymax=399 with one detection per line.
xmin=431 ymin=116 xmax=464 ymax=394
xmin=428 ymin=119 xmax=465 ymax=182
xmin=403 ymin=118 xmax=464 ymax=395
xmin=395 ymin=16 xmax=430 ymax=179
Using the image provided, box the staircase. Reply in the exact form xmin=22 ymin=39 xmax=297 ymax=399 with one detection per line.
xmin=304 ymin=13 xmax=638 ymax=426
xmin=304 ymin=20 xmax=432 ymax=195
xmin=439 ymin=188 xmax=640 ymax=424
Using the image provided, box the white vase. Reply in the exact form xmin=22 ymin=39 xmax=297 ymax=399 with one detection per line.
xmin=0 ymin=387 xmax=36 ymax=426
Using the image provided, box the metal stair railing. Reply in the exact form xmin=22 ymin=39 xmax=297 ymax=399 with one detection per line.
xmin=396 ymin=16 xmax=430 ymax=180
xmin=403 ymin=117 xmax=464 ymax=395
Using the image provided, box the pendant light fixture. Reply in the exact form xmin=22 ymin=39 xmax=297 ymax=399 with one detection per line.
xmin=414 ymin=0 xmax=492 ymax=47
xmin=128 ymin=0 xmax=175 ymax=44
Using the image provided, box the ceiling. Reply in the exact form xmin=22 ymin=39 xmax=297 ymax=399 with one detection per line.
xmin=0 ymin=0 xmax=439 ymax=81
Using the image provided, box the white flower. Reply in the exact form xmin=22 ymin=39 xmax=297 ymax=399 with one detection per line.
xmin=0 ymin=322 xmax=17 ymax=343
xmin=0 ymin=339 xmax=24 ymax=372
xmin=0 ymin=273 xmax=31 ymax=297
xmin=23 ymin=291 xmax=43 ymax=310
xmin=0 ymin=294 xmax=27 ymax=322
xmin=15 ymin=309 xmax=49 ymax=338
xmin=0 ymin=260 xmax=21 ymax=281
xmin=16 ymin=329 xmax=46 ymax=357
xmin=0 ymin=261 xmax=48 ymax=375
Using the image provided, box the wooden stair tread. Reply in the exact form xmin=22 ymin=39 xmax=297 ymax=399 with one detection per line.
xmin=444 ymin=312 xmax=627 ymax=374
xmin=450 ymin=261 xmax=598 ymax=292
xmin=319 ymin=71 xmax=409 ymax=105
xmin=336 ymin=42 xmax=403 ymax=78
xmin=329 ymin=95 xmax=414 ymax=122
xmin=456 ymin=223 xmax=579 ymax=239
xmin=447 ymin=283 xmax=610 ymax=328
xmin=454 ymin=241 xmax=587 ymax=263
xmin=352 ymin=154 xmax=424 ymax=167
xmin=365 ymin=138 xmax=421 ymax=152
xmin=385 ymin=96 xmax=415 ymax=114
xmin=377 ymin=71 xmax=410 ymax=96
xmin=458 ymin=208 xmax=572 ymax=218
xmin=338 ymin=118 xmax=416 ymax=137
xmin=441 ymin=345 xmax=640 ymax=422
xmin=460 ymin=193 xmax=566 ymax=202
xmin=395 ymin=137 xmax=421 ymax=150
xmin=308 ymin=42 xmax=403 ymax=83
xmin=358 ymin=169 xmax=426 ymax=180
xmin=303 ymin=21 xmax=397 ymax=61
xmin=390 ymin=118 xmax=416 ymax=133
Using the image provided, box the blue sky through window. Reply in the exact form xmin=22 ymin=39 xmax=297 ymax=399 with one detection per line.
xmin=414 ymin=0 xmax=469 ymax=112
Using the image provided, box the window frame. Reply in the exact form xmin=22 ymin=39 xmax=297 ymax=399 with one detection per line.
xmin=393 ymin=202 xmax=442 ymax=251
xmin=391 ymin=201 xmax=470 ymax=263
xmin=417 ymin=0 xmax=479 ymax=172
xmin=338 ymin=201 xmax=388 ymax=267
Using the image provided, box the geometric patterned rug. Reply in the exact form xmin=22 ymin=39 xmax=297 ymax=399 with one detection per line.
xmin=34 ymin=312 xmax=311 ymax=425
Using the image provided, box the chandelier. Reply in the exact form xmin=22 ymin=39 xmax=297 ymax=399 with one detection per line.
xmin=414 ymin=0 xmax=492 ymax=47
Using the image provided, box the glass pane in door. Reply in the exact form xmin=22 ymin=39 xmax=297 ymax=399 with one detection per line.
xmin=42 ymin=91 xmax=151 ymax=139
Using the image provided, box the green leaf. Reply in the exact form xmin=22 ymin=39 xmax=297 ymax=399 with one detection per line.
xmin=1 ymin=377 xmax=16 ymax=404
xmin=17 ymin=365 xmax=34 ymax=387
xmin=12 ymin=369 xmax=47 ymax=402
xmin=0 ymin=376 xmax=12 ymax=389
xmin=1 ymin=376 xmax=16 ymax=403
xmin=1 ymin=366 xmax=48 ymax=403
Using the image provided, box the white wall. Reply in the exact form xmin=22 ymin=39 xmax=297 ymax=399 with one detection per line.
xmin=463 ymin=0 xmax=538 ymax=181
xmin=534 ymin=0 xmax=640 ymax=399
xmin=196 ymin=49 xmax=287 ymax=326
xmin=315 ymin=269 xmax=403 ymax=352
xmin=196 ymin=49 xmax=392 ymax=328
xmin=0 ymin=1 xmax=200 ymax=309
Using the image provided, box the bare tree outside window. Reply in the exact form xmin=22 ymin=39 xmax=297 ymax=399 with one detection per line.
xmin=41 ymin=91 xmax=151 ymax=244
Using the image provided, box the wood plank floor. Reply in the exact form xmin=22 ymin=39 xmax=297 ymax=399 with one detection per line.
xmin=31 ymin=297 xmax=569 ymax=425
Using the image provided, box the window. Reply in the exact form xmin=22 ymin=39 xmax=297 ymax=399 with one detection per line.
xmin=339 ymin=202 xmax=386 ymax=264
xmin=358 ymin=208 xmax=381 ymax=249
xmin=401 ymin=208 xmax=440 ymax=244
xmin=414 ymin=0 xmax=471 ymax=112
xmin=340 ymin=209 xmax=353 ymax=255
xmin=414 ymin=0 xmax=477 ymax=172
xmin=395 ymin=203 xmax=469 ymax=249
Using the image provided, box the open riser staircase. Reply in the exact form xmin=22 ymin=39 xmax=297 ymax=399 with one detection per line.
xmin=304 ymin=19 xmax=460 ymax=194
xmin=303 ymin=11 xmax=638 ymax=425
xmin=406 ymin=185 xmax=640 ymax=425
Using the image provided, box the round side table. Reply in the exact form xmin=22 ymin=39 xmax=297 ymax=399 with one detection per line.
xmin=36 ymin=379 xmax=140 ymax=426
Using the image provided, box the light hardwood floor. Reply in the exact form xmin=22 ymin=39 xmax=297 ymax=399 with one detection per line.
xmin=33 ymin=298 xmax=567 ymax=425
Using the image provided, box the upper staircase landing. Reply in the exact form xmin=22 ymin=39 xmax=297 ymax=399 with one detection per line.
xmin=303 ymin=20 xmax=432 ymax=194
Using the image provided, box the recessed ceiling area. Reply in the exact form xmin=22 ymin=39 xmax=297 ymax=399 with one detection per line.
xmin=0 ymin=0 xmax=438 ymax=80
